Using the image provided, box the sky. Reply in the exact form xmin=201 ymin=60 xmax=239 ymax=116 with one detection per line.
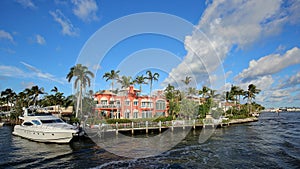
xmin=0 ymin=0 xmax=300 ymax=108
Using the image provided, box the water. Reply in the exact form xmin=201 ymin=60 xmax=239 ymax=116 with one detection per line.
xmin=0 ymin=112 xmax=299 ymax=169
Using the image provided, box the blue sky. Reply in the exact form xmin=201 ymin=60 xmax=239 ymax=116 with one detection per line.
xmin=0 ymin=0 xmax=300 ymax=108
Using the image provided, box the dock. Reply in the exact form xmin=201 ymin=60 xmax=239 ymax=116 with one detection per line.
xmin=84 ymin=117 xmax=258 ymax=136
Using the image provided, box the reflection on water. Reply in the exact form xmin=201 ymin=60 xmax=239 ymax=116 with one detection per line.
xmin=0 ymin=112 xmax=299 ymax=168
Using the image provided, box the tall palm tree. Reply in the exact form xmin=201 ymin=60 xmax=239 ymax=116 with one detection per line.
xmin=187 ymin=87 xmax=197 ymax=97
xmin=66 ymin=64 xmax=94 ymax=118
xmin=182 ymin=76 xmax=192 ymax=86
xmin=24 ymin=88 xmax=32 ymax=107
xmin=118 ymin=75 xmax=133 ymax=89
xmin=133 ymin=75 xmax=147 ymax=94
xmin=1 ymin=88 xmax=16 ymax=111
xmin=51 ymin=86 xmax=58 ymax=93
xmin=199 ymin=86 xmax=209 ymax=100
xmin=146 ymin=70 xmax=159 ymax=97
xmin=243 ymin=84 xmax=261 ymax=114
xmin=230 ymin=85 xmax=242 ymax=107
xmin=102 ymin=70 xmax=120 ymax=92
xmin=31 ymin=85 xmax=45 ymax=106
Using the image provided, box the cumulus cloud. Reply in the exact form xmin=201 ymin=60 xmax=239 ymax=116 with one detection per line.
xmin=162 ymin=0 xmax=293 ymax=89
xmin=235 ymin=47 xmax=300 ymax=82
xmin=15 ymin=0 xmax=36 ymax=9
xmin=49 ymin=9 xmax=79 ymax=36
xmin=0 ymin=30 xmax=14 ymax=43
xmin=72 ymin=0 xmax=99 ymax=22
xmin=278 ymin=71 xmax=300 ymax=89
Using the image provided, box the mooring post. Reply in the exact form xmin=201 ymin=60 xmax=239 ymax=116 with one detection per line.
xmin=116 ymin=122 xmax=118 ymax=135
xmin=146 ymin=121 xmax=148 ymax=134
xmin=193 ymin=119 xmax=196 ymax=130
xmin=159 ymin=121 xmax=162 ymax=133
xmin=131 ymin=121 xmax=134 ymax=135
xmin=171 ymin=120 xmax=174 ymax=132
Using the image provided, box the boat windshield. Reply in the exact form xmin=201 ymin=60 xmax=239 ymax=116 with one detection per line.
xmin=40 ymin=119 xmax=64 ymax=124
xmin=32 ymin=120 xmax=41 ymax=125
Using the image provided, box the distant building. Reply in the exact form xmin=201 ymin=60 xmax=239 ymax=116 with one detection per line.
xmin=94 ymin=86 xmax=169 ymax=119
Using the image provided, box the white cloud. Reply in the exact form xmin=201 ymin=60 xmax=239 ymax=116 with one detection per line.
xmin=279 ymin=71 xmax=300 ymax=89
xmin=0 ymin=30 xmax=14 ymax=43
xmin=72 ymin=0 xmax=99 ymax=22
xmin=163 ymin=0 xmax=293 ymax=88
xmin=15 ymin=0 xmax=36 ymax=9
xmin=49 ymin=9 xmax=79 ymax=36
xmin=35 ymin=34 xmax=46 ymax=45
xmin=21 ymin=81 xmax=35 ymax=89
xmin=235 ymin=47 xmax=300 ymax=82
xmin=0 ymin=65 xmax=27 ymax=77
xmin=20 ymin=62 xmax=64 ymax=84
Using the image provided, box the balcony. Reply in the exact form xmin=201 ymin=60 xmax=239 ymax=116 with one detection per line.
xmin=96 ymin=104 xmax=121 ymax=109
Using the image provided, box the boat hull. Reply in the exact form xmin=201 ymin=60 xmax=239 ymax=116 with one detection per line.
xmin=13 ymin=125 xmax=77 ymax=143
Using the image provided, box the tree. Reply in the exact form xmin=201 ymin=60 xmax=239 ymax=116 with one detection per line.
xmin=133 ymin=75 xmax=147 ymax=94
xmin=182 ymin=76 xmax=192 ymax=86
xmin=30 ymin=85 xmax=45 ymax=106
xmin=146 ymin=70 xmax=159 ymax=97
xmin=1 ymin=88 xmax=16 ymax=111
xmin=164 ymin=84 xmax=180 ymax=119
xmin=187 ymin=87 xmax=197 ymax=97
xmin=199 ymin=86 xmax=210 ymax=100
xmin=243 ymin=84 xmax=261 ymax=114
xmin=66 ymin=64 xmax=94 ymax=118
xmin=103 ymin=70 xmax=120 ymax=92
xmin=230 ymin=85 xmax=240 ymax=106
xmin=118 ymin=75 xmax=133 ymax=89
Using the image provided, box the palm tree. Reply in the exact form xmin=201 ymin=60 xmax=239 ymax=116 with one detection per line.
xmin=118 ymin=75 xmax=133 ymax=89
xmin=243 ymin=84 xmax=261 ymax=114
xmin=187 ymin=87 xmax=197 ymax=97
xmin=102 ymin=70 xmax=120 ymax=92
xmin=66 ymin=64 xmax=94 ymax=118
xmin=182 ymin=76 xmax=192 ymax=86
xmin=199 ymin=86 xmax=209 ymax=101
xmin=51 ymin=86 xmax=58 ymax=93
xmin=133 ymin=75 xmax=147 ymax=94
xmin=31 ymin=85 xmax=45 ymax=106
xmin=1 ymin=88 xmax=16 ymax=111
xmin=230 ymin=85 xmax=239 ymax=106
xmin=146 ymin=70 xmax=159 ymax=97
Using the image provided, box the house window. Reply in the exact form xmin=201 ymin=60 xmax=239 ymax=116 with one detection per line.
xmin=142 ymin=111 xmax=152 ymax=118
xmin=125 ymin=111 xmax=130 ymax=119
xmin=133 ymin=101 xmax=138 ymax=106
xmin=156 ymin=100 xmax=166 ymax=110
xmin=141 ymin=101 xmax=153 ymax=108
xmin=125 ymin=100 xmax=130 ymax=106
xmin=101 ymin=100 xmax=107 ymax=105
xmin=133 ymin=111 xmax=139 ymax=118
xmin=155 ymin=112 xmax=165 ymax=117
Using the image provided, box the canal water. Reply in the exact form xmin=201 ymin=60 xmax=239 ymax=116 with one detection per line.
xmin=0 ymin=112 xmax=299 ymax=169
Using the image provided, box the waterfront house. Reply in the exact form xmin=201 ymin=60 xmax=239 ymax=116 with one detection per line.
xmin=94 ymin=86 xmax=169 ymax=119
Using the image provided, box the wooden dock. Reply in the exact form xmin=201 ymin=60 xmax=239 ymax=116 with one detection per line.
xmin=84 ymin=117 xmax=258 ymax=136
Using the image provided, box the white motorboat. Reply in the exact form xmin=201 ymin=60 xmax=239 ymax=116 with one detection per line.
xmin=13 ymin=107 xmax=79 ymax=143
xmin=0 ymin=122 xmax=4 ymax=127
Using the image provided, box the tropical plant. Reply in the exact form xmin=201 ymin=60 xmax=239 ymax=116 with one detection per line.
xmin=133 ymin=75 xmax=147 ymax=94
xmin=103 ymin=70 xmax=120 ymax=92
xmin=146 ymin=70 xmax=159 ymax=97
xmin=118 ymin=75 xmax=133 ymax=89
xmin=66 ymin=64 xmax=94 ymax=118
xmin=1 ymin=88 xmax=16 ymax=111
xmin=199 ymin=86 xmax=210 ymax=100
xmin=187 ymin=87 xmax=197 ymax=97
xmin=243 ymin=84 xmax=261 ymax=114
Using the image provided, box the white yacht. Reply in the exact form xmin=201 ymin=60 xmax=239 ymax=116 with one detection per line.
xmin=13 ymin=107 xmax=79 ymax=143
